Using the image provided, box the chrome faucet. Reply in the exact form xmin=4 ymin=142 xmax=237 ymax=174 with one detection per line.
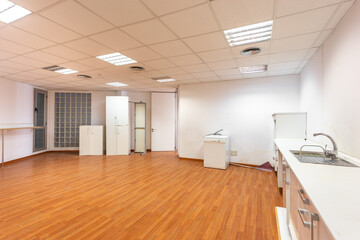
xmin=313 ymin=133 xmax=338 ymax=159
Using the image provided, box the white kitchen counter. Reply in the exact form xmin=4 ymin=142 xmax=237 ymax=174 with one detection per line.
xmin=275 ymin=138 xmax=360 ymax=240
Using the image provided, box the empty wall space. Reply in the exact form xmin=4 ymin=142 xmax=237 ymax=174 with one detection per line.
xmin=178 ymin=75 xmax=300 ymax=165
xmin=0 ymin=78 xmax=40 ymax=162
xmin=300 ymin=0 xmax=360 ymax=159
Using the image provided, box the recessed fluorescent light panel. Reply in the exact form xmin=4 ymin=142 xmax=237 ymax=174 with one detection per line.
xmin=106 ymin=82 xmax=128 ymax=87
xmin=97 ymin=52 xmax=137 ymax=66
xmin=239 ymin=65 xmax=268 ymax=74
xmin=152 ymin=76 xmax=176 ymax=83
xmin=0 ymin=0 xmax=31 ymax=23
xmin=54 ymin=68 xmax=79 ymax=75
xmin=224 ymin=20 xmax=273 ymax=47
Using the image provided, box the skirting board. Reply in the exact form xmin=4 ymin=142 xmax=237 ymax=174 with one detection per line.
xmin=275 ymin=207 xmax=291 ymax=240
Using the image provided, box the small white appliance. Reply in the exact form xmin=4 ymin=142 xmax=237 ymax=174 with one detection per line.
xmin=203 ymin=135 xmax=230 ymax=170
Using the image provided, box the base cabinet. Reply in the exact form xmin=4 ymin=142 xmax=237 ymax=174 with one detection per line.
xmin=79 ymin=126 xmax=103 ymax=155
xmin=288 ymin=168 xmax=334 ymax=240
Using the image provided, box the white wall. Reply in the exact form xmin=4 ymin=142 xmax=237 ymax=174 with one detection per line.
xmin=178 ymin=75 xmax=300 ymax=165
xmin=0 ymin=78 xmax=42 ymax=162
xmin=300 ymin=0 xmax=360 ymax=159
xmin=120 ymin=91 xmax=151 ymax=150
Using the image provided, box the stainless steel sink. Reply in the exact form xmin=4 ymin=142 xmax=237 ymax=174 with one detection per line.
xmin=290 ymin=150 xmax=358 ymax=167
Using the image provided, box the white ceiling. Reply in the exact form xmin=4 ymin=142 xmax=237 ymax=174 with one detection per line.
xmin=0 ymin=0 xmax=355 ymax=91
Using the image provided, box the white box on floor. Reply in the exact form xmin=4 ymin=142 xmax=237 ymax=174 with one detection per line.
xmin=203 ymin=135 xmax=230 ymax=169
xmin=79 ymin=125 xmax=103 ymax=155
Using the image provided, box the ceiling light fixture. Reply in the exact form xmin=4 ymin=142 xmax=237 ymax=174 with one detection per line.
xmin=224 ymin=20 xmax=273 ymax=47
xmin=54 ymin=68 xmax=79 ymax=75
xmin=152 ymin=76 xmax=176 ymax=83
xmin=106 ymin=82 xmax=128 ymax=87
xmin=239 ymin=65 xmax=268 ymax=74
xmin=97 ymin=52 xmax=137 ymax=66
xmin=0 ymin=0 xmax=31 ymax=24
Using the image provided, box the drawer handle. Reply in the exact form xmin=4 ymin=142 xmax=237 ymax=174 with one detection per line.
xmin=298 ymin=208 xmax=311 ymax=228
xmin=311 ymin=213 xmax=320 ymax=240
xmin=298 ymin=188 xmax=310 ymax=204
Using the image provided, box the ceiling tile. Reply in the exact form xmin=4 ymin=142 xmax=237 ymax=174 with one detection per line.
xmin=236 ymin=55 xmax=269 ymax=67
xmin=161 ymin=4 xmax=219 ymax=38
xmin=182 ymin=63 xmax=210 ymax=73
xmin=0 ymin=61 xmax=33 ymax=71
xmin=270 ymin=32 xmax=319 ymax=53
xmin=0 ymin=51 xmax=16 ymax=60
xmin=192 ymin=71 xmax=217 ymax=79
xmin=122 ymin=47 xmax=162 ymax=62
xmin=77 ymin=0 xmax=154 ymax=26
xmin=215 ymin=68 xmax=241 ymax=76
xmin=11 ymin=0 xmax=60 ymax=12
xmin=140 ymin=70 xmax=163 ymax=78
xmin=24 ymin=51 xmax=69 ymax=64
xmin=121 ymin=19 xmax=177 ymax=45
xmin=326 ymin=1 xmax=354 ymax=29
xmin=276 ymin=0 xmax=341 ymax=17
xmin=183 ymin=32 xmax=228 ymax=52
xmin=211 ymin=0 xmax=274 ymax=30
xmin=168 ymin=54 xmax=202 ymax=66
xmin=142 ymin=0 xmax=206 ymax=16
xmin=313 ymin=30 xmax=332 ymax=47
xmin=90 ymin=29 xmax=142 ymax=51
xmin=305 ymin=48 xmax=318 ymax=59
xmin=143 ymin=58 xmax=176 ymax=69
xmin=43 ymin=45 xmax=89 ymax=61
xmin=0 ymin=26 xmax=55 ymax=49
xmin=207 ymin=60 xmax=238 ymax=70
xmin=232 ymin=41 xmax=270 ymax=58
xmin=268 ymin=61 xmax=301 ymax=71
xmin=220 ymin=74 xmax=243 ymax=80
xmin=171 ymin=73 xmax=194 ymax=80
xmin=64 ymin=38 xmax=113 ymax=56
xmin=272 ymin=5 xmax=337 ymax=39
xmin=9 ymin=56 xmax=49 ymax=68
xmin=159 ymin=67 xmax=186 ymax=75
xmin=199 ymin=77 xmax=222 ymax=82
xmin=13 ymin=15 xmax=81 ymax=43
xmin=61 ymin=62 xmax=93 ymax=72
xmin=40 ymin=0 xmax=113 ymax=36
xmin=269 ymin=49 xmax=309 ymax=64
xmin=0 ymin=66 xmax=20 ymax=74
xmin=78 ymin=57 xmax=115 ymax=69
xmin=198 ymin=48 xmax=234 ymax=63
xmin=149 ymin=40 xmax=192 ymax=57
xmin=268 ymin=68 xmax=296 ymax=76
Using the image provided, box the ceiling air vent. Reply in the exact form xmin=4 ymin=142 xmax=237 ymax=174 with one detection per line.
xmin=42 ymin=65 xmax=64 ymax=72
xmin=241 ymin=47 xmax=262 ymax=56
xmin=129 ymin=66 xmax=145 ymax=72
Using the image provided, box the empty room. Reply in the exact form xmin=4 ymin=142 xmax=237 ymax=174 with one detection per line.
xmin=0 ymin=0 xmax=359 ymax=239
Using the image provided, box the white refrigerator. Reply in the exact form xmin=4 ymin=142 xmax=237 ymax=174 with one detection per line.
xmin=273 ymin=112 xmax=307 ymax=188
xmin=106 ymin=96 xmax=130 ymax=155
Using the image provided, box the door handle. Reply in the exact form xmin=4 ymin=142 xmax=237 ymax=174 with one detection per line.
xmin=151 ymin=128 xmax=154 ymax=132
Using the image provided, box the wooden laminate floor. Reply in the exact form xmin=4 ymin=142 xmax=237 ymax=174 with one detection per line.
xmin=0 ymin=152 xmax=282 ymax=240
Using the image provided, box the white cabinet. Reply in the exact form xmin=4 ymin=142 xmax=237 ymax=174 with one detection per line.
xmin=106 ymin=96 xmax=130 ymax=155
xmin=79 ymin=125 xmax=103 ymax=155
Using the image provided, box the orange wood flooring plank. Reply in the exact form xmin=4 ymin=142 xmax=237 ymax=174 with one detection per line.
xmin=0 ymin=152 xmax=282 ymax=240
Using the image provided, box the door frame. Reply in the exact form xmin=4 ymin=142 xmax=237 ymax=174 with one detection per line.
xmin=33 ymin=88 xmax=48 ymax=152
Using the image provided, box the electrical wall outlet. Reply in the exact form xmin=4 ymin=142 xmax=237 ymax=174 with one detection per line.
xmin=231 ymin=150 xmax=238 ymax=156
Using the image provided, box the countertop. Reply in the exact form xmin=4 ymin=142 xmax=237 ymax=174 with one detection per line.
xmin=274 ymin=138 xmax=360 ymax=240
